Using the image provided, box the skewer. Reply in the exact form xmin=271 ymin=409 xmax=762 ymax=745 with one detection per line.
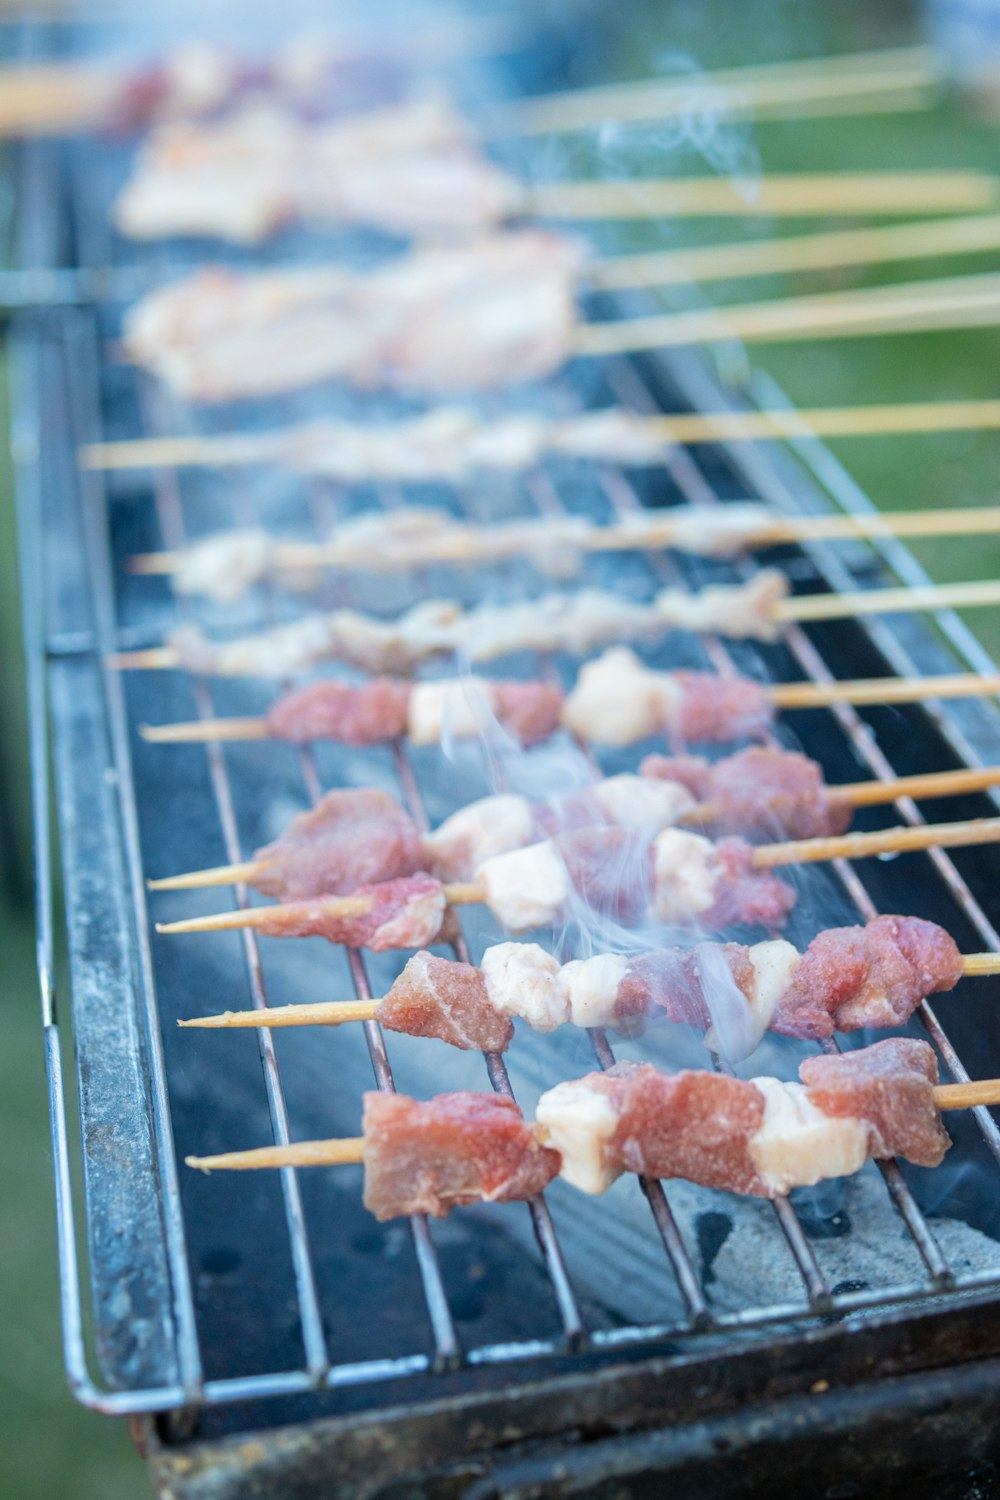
xmin=105 ymin=577 xmax=1000 ymax=676
xmin=574 ymin=272 xmax=1000 ymax=359
xmin=152 ymin=815 xmax=1000 ymax=937
xmin=81 ymin=398 xmax=1000 ymax=478
xmin=148 ymin=763 xmax=1000 ymax=893
xmin=532 ymin=174 xmax=1000 ymax=221
xmin=137 ymin=670 xmax=1000 ymax=745
xmin=591 ymin=214 xmax=1000 ymax=291
xmin=175 ymin=947 xmax=1000 ymax=1032
xmin=0 ymin=43 xmax=934 ymax=140
xmin=483 ymin=46 xmax=940 ymax=136
xmin=123 ymin=503 xmax=1000 ymax=586
xmin=183 ymin=1074 xmax=1000 ymax=1174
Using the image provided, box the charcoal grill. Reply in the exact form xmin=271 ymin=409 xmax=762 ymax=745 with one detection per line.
xmin=11 ymin=12 xmax=1000 ymax=1499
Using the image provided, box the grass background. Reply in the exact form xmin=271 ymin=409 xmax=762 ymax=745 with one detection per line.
xmin=2 ymin=1 xmax=1000 ymax=1495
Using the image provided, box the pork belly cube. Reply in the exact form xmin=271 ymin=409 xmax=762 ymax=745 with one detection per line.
xmin=377 ymin=951 xmax=514 ymax=1053
xmin=773 ymin=915 xmax=964 ymax=1039
xmin=362 ymin=1091 xmax=560 ymax=1220
xmin=252 ymin=787 xmax=425 ymax=900
xmin=258 ymin=873 xmax=446 ymax=952
xmin=422 ymin=794 xmax=537 ymax=882
xmin=554 ymin=826 xmax=652 ymax=924
xmin=703 ymin=746 xmax=852 ymax=841
xmin=800 ymin=1037 xmax=950 ymax=1168
xmin=672 ymin=672 xmax=773 ymax=744
xmin=639 ymin=753 xmax=713 ymax=800
xmin=588 ymin=1061 xmax=769 ymax=1196
xmin=490 ymin=680 xmax=565 ymax=746
xmin=266 ymin=677 xmax=412 ymax=744
xmin=562 ymin=647 xmax=679 ymax=748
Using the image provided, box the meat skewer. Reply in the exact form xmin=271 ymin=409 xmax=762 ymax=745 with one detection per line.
xmin=116 ymin=88 xmax=993 ymax=244
xmin=123 ymin=499 xmax=1000 ymax=604
xmin=148 ymin=755 xmax=1000 ymax=894
xmin=137 ymin=650 xmax=1000 ymax=751
xmin=0 ymin=42 xmax=936 ymax=139
xmin=78 ymin=396 xmax=1000 ymax=482
xmin=184 ymin=1040 xmax=981 ymax=1217
xmin=122 ymin=236 xmax=1000 ymax=403
xmin=178 ymin=915 xmax=986 ymax=1059
xmin=153 ymin=815 xmax=1000 ymax=949
xmin=107 ymin=572 xmax=1000 ymax=677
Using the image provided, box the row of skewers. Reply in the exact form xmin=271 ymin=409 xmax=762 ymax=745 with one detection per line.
xmin=83 ymin=28 xmax=1000 ymax=1248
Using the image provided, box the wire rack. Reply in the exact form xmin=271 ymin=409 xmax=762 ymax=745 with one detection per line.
xmin=16 ymin=280 xmax=1000 ymax=1420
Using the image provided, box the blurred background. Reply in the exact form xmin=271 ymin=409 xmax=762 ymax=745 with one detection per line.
xmin=3 ymin=0 xmax=1000 ymax=1493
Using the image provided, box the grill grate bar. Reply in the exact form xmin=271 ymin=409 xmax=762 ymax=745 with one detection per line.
xmin=139 ymin=383 xmax=334 ymax=1386
xmin=601 ymin=354 xmax=1000 ymax=1249
xmin=530 ymin=458 xmax=837 ymax=1308
xmin=181 ymin=461 xmax=464 ymax=1370
xmin=588 ymin=1028 xmax=712 ymax=1325
xmin=301 ymin=474 xmax=585 ymax=1351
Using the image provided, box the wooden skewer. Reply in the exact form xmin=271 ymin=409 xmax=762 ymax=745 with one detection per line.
xmin=81 ymin=403 xmax=1000 ymax=476
xmin=590 ymin=215 xmax=1000 ymax=291
xmin=177 ymin=945 xmax=1000 ymax=1032
xmin=752 ymin=815 xmax=1000 ymax=867
xmin=532 ymin=173 xmax=1000 ymax=221
xmin=185 ymin=1070 xmax=1000 ymax=1172
xmin=125 ymin=504 xmax=1000 ymax=582
xmin=574 ymin=272 xmax=1000 ymax=358
xmin=780 ymin=578 xmax=1000 ymax=624
xmin=105 ymin=578 xmax=1000 ymax=675
xmin=485 ymin=48 xmax=940 ymax=136
xmin=137 ymin=671 xmax=1000 ymax=744
xmin=150 ymin=763 xmax=1000 ymax=893
xmin=154 ymin=816 xmax=1000 ymax=937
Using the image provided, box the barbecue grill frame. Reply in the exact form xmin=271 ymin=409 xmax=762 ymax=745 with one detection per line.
xmin=18 ymin=295 xmax=1000 ymax=1444
xmin=12 ymin=46 xmax=1000 ymax=1492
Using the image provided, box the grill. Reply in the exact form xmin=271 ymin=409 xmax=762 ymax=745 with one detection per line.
xmin=12 ymin=12 xmax=1000 ymax=1499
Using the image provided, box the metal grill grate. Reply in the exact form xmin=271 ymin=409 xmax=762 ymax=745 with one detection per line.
xmin=17 ymin=291 xmax=1000 ymax=1421
xmin=11 ymin=16 xmax=1000 ymax=1444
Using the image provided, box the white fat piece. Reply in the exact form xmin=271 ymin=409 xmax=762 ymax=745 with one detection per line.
xmin=593 ymin=773 xmax=695 ymax=831
xmin=480 ymin=942 xmax=568 ymax=1032
xmin=422 ymin=794 xmax=536 ymax=882
xmin=562 ymin=647 xmax=682 ymax=748
xmin=558 ymin=954 xmax=629 ymax=1029
xmin=173 ymin=528 xmax=273 ymax=603
xmin=406 ymin=679 xmax=498 ymax=746
xmin=701 ymin=939 xmax=801 ymax=1062
xmin=476 ymin=840 xmax=569 ymax=932
xmin=749 ymin=1079 xmax=869 ymax=1196
xmin=650 ymin=829 xmax=721 ymax=923
xmin=535 ymin=1080 xmax=623 ymax=1194
xmin=663 ymin=502 xmax=774 ymax=558
xmin=746 ymin=941 xmax=801 ymax=1045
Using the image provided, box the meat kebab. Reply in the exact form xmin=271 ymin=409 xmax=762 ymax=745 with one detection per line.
xmin=181 ymin=913 xmax=969 ymax=1061
xmin=186 ymin=1038 xmax=959 ymax=1217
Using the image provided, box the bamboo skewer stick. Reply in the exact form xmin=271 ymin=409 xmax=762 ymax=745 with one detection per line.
xmin=590 ymin=215 xmax=1000 ymax=291
xmin=531 ymin=173 xmax=1000 ymax=221
xmin=177 ymin=944 xmax=1000 ymax=1033
xmin=0 ymin=42 xmax=932 ymax=139
xmin=185 ymin=1070 xmax=1000 ymax=1173
xmin=124 ymin=504 xmax=1000 ymax=582
xmin=780 ymin=578 xmax=1000 ymax=623
xmin=153 ymin=816 xmax=1000 ymax=937
xmin=149 ymin=763 xmax=1000 ymax=893
xmin=81 ymin=404 xmax=1000 ymax=476
xmin=484 ymin=48 xmax=940 ymax=135
xmin=573 ymin=273 xmax=1000 ymax=358
xmin=105 ymin=578 xmax=1000 ymax=676
xmin=137 ymin=671 xmax=1000 ymax=745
